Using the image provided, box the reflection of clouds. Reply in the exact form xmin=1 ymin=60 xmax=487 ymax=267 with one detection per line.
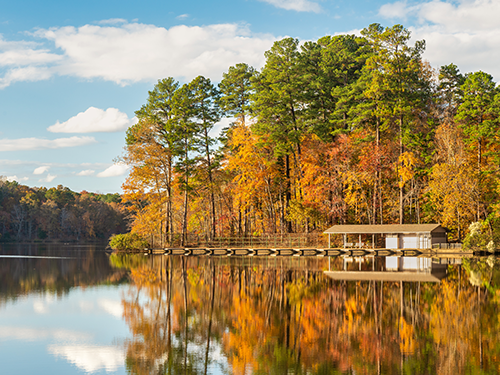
xmin=0 ymin=326 xmax=92 ymax=342
xmin=98 ymin=299 xmax=123 ymax=319
xmin=79 ymin=300 xmax=94 ymax=312
xmin=33 ymin=294 xmax=56 ymax=314
xmin=33 ymin=300 xmax=48 ymax=313
xmin=48 ymin=345 xmax=125 ymax=373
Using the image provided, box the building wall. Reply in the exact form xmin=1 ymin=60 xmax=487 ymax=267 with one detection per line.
xmin=385 ymin=233 xmax=441 ymax=249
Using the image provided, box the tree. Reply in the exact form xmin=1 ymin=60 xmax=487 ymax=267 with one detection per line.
xmin=360 ymin=23 xmax=431 ymax=224
xmin=251 ymin=37 xmax=306 ymax=232
xmin=455 ymin=71 xmax=499 ymax=220
xmin=126 ymin=77 xmax=180 ymax=244
xmin=219 ymin=63 xmax=256 ymax=126
xmin=188 ymin=76 xmax=221 ymax=240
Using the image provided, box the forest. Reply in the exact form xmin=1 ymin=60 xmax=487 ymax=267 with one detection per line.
xmin=0 ymin=179 xmax=128 ymax=241
xmin=121 ymin=22 xmax=500 ymax=248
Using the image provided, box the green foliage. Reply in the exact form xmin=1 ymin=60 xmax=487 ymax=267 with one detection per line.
xmin=108 ymin=233 xmax=150 ymax=251
xmin=462 ymin=221 xmax=493 ymax=251
xmin=118 ymin=23 xmax=500 ymax=241
xmin=109 ymin=253 xmax=147 ymax=269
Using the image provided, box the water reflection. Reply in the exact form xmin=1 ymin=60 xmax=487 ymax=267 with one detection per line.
xmin=0 ymin=244 xmax=130 ymax=375
xmin=325 ymin=256 xmax=449 ymax=282
xmin=1 ymin=244 xmax=500 ymax=374
xmin=119 ymin=254 xmax=500 ymax=374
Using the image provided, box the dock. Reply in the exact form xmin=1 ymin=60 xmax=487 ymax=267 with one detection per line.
xmin=143 ymin=247 xmax=476 ymax=257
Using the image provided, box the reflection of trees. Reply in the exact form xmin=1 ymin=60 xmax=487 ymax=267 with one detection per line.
xmin=121 ymin=256 xmax=500 ymax=374
xmin=0 ymin=244 xmax=127 ymax=303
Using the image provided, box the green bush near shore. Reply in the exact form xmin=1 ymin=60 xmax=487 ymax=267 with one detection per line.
xmin=109 ymin=233 xmax=149 ymax=251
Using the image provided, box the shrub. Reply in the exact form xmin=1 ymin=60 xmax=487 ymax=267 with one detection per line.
xmin=109 ymin=233 xmax=150 ymax=251
xmin=463 ymin=221 xmax=495 ymax=252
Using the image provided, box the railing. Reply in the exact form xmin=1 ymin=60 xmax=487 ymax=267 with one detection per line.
xmin=161 ymin=233 xmax=328 ymax=248
xmin=431 ymin=243 xmax=462 ymax=249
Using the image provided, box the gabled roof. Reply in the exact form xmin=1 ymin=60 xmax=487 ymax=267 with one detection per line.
xmin=324 ymin=270 xmax=446 ymax=282
xmin=323 ymin=224 xmax=444 ymax=234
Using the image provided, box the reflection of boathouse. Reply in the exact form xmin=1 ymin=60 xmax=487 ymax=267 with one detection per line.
xmin=324 ymin=256 xmax=450 ymax=282
xmin=323 ymin=224 xmax=447 ymax=249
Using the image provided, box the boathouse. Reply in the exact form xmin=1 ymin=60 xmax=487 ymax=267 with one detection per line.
xmin=323 ymin=224 xmax=447 ymax=249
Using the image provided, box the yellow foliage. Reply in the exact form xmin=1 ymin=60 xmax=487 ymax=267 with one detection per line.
xmin=397 ymin=151 xmax=419 ymax=188
xmin=399 ymin=317 xmax=415 ymax=354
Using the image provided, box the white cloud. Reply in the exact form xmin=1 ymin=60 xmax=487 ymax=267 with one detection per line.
xmin=40 ymin=173 xmax=57 ymax=183
xmin=379 ymin=0 xmax=500 ymax=80
xmin=97 ymin=163 xmax=129 ymax=178
xmin=5 ymin=175 xmax=28 ymax=182
xmin=0 ymin=21 xmax=277 ymax=88
xmin=210 ymin=117 xmax=236 ymax=138
xmin=0 ymin=66 xmax=53 ymax=89
xmin=0 ymin=38 xmax=59 ymax=66
xmin=34 ymin=22 xmax=276 ymax=84
xmin=33 ymin=166 xmax=50 ymax=175
xmin=97 ymin=18 xmax=128 ymax=25
xmin=379 ymin=1 xmax=411 ymax=18
xmin=258 ymin=0 xmax=321 ymax=12
xmin=176 ymin=14 xmax=189 ymax=20
xmin=76 ymin=169 xmax=95 ymax=176
xmin=48 ymin=107 xmax=136 ymax=133
xmin=0 ymin=37 xmax=60 ymax=88
xmin=48 ymin=345 xmax=125 ymax=373
xmin=0 ymin=136 xmax=96 ymax=151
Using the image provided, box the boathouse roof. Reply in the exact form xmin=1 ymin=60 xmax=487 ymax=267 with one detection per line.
xmin=323 ymin=223 xmax=445 ymax=234
xmin=324 ymin=270 xmax=447 ymax=282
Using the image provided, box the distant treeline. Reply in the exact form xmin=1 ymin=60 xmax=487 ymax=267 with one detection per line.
xmin=121 ymin=23 xmax=500 ymax=247
xmin=0 ymin=179 xmax=128 ymax=242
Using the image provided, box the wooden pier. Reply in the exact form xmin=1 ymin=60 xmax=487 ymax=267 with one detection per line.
xmin=143 ymin=247 xmax=475 ymax=257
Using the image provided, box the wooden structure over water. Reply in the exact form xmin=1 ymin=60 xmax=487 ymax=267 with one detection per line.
xmin=144 ymin=247 xmax=473 ymax=258
xmin=323 ymin=223 xmax=450 ymax=249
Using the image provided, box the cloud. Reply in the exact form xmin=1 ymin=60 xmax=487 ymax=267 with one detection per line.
xmin=48 ymin=345 xmax=125 ymax=373
xmin=32 ymin=22 xmax=276 ymax=84
xmin=210 ymin=117 xmax=236 ymax=138
xmin=379 ymin=1 xmax=411 ymax=19
xmin=33 ymin=166 xmax=50 ymax=175
xmin=0 ymin=136 xmax=96 ymax=151
xmin=0 ymin=38 xmax=60 ymax=66
xmin=176 ymin=14 xmax=189 ymax=20
xmin=0 ymin=21 xmax=276 ymax=88
xmin=48 ymin=107 xmax=136 ymax=133
xmin=76 ymin=169 xmax=95 ymax=176
xmin=5 ymin=175 xmax=28 ymax=182
xmin=97 ymin=18 xmax=128 ymax=25
xmin=96 ymin=163 xmax=129 ymax=178
xmin=379 ymin=0 xmax=500 ymax=80
xmin=258 ymin=0 xmax=321 ymax=12
xmin=40 ymin=173 xmax=57 ymax=183
xmin=0 ymin=37 xmax=60 ymax=88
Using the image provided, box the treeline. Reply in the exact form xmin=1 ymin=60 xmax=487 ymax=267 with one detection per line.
xmin=122 ymin=23 xmax=500 ymax=247
xmin=0 ymin=179 xmax=128 ymax=241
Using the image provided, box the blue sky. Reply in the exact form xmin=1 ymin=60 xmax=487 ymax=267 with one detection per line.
xmin=1 ymin=0 xmax=499 ymax=193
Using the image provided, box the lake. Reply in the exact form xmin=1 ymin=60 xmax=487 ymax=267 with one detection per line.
xmin=0 ymin=243 xmax=498 ymax=374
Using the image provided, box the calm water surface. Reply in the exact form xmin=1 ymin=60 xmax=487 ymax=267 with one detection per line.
xmin=0 ymin=243 xmax=499 ymax=374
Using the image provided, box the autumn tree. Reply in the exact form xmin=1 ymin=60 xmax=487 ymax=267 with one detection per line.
xmin=455 ymin=71 xmax=499 ymax=220
xmin=251 ymin=37 xmax=306 ymax=232
xmin=360 ymin=23 xmax=431 ymax=224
